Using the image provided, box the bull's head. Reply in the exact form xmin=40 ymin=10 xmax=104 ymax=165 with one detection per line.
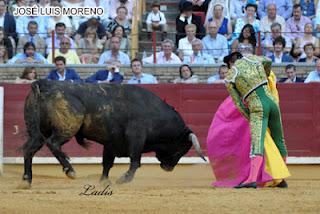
xmin=156 ymin=133 xmax=206 ymax=171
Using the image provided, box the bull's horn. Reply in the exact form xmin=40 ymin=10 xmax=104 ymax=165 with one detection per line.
xmin=189 ymin=133 xmax=207 ymax=162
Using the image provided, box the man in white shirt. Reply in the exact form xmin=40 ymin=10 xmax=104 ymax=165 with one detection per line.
xmin=207 ymin=64 xmax=229 ymax=83
xmin=304 ymin=60 xmax=320 ymax=83
xmin=183 ymin=38 xmax=214 ymax=64
xmin=143 ymin=39 xmax=182 ymax=64
xmin=202 ymin=21 xmax=228 ymax=63
xmin=127 ymin=58 xmax=158 ymax=84
xmin=260 ymin=3 xmax=286 ymax=34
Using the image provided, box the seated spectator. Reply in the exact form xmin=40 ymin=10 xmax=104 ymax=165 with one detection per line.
xmin=84 ymin=0 xmax=111 ymax=27
xmin=98 ymin=36 xmax=130 ymax=65
xmin=205 ymin=3 xmax=232 ymax=40
xmin=75 ymin=17 xmax=107 ymax=44
xmin=47 ymin=56 xmax=81 ymax=82
xmin=0 ymin=0 xmax=17 ymax=42
xmin=106 ymin=6 xmax=132 ymax=38
xmin=175 ymin=2 xmax=206 ymax=46
xmin=263 ymin=22 xmax=292 ymax=57
xmin=295 ymin=23 xmax=320 ymax=58
xmin=300 ymin=0 xmax=316 ymax=20
xmin=77 ymin=27 xmax=103 ymax=64
xmin=143 ymin=39 xmax=182 ymax=64
xmin=173 ymin=64 xmax=199 ymax=83
xmin=60 ymin=0 xmax=85 ymax=30
xmin=285 ymin=4 xmax=312 ymax=41
xmin=178 ymin=24 xmax=197 ymax=60
xmin=46 ymin=23 xmax=76 ymax=56
xmin=206 ymin=0 xmax=230 ymax=20
xmin=47 ymin=37 xmax=81 ymax=64
xmin=8 ymin=42 xmax=48 ymax=64
xmin=298 ymin=43 xmax=319 ymax=63
xmin=109 ymin=0 xmax=134 ymax=21
xmin=9 ymin=0 xmax=25 ymax=17
xmin=104 ymin=25 xmax=130 ymax=56
xmin=15 ymin=67 xmax=38 ymax=83
xmin=304 ymin=59 xmax=320 ymax=83
xmin=0 ymin=44 xmax=8 ymax=63
xmin=183 ymin=38 xmax=214 ymax=64
xmin=127 ymin=58 xmax=158 ymax=84
xmin=207 ymin=64 xmax=228 ymax=83
xmin=38 ymin=0 xmax=50 ymax=8
xmin=179 ymin=0 xmax=211 ymax=12
xmin=260 ymin=3 xmax=286 ymax=34
xmin=315 ymin=1 xmax=320 ymax=38
xmin=229 ymin=0 xmax=248 ymax=22
xmin=232 ymin=3 xmax=260 ymax=42
xmin=0 ymin=27 xmax=14 ymax=59
xmin=17 ymin=21 xmax=46 ymax=56
xmin=146 ymin=2 xmax=167 ymax=40
xmin=231 ymin=24 xmax=257 ymax=54
xmin=279 ymin=64 xmax=304 ymax=83
xmin=47 ymin=1 xmax=73 ymax=37
xmin=270 ymin=36 xmax=294 ymax=63
xmin=202 ymin=21 xmax=228 ymax=63
xmin=16 ymin=0 xmax=48 ymax=39
xmin=258 ymin=0 xmax=292 ymax=20
xmin=289 ymin=42 xmax=303 ymax=62
xmin=85 ymin=64 xmax=124 ymax=84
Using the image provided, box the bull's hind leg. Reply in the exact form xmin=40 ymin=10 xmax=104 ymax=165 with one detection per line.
xmin=22 ymin=138 xmax=45 ymax=187
xmin=116 ymin=125 xmax=146 ymax=184
xmin=46 ymin=134 xmax=77 ymax=179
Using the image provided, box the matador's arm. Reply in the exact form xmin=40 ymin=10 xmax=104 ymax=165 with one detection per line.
xmin=226 ymin=82 xmax=250 ymax=120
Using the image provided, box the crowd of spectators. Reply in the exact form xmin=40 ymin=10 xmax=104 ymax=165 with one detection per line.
xmin=0 ymin=0 xmax=319 ymax=84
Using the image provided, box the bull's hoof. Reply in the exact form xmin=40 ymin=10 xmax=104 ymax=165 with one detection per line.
xmin=160 ymin=164 xmax=174 ymax=172
xmin=18 ymin=180 xmax=31 ymax=189
xmin=66 ymin=170 xmax=76 ymax=179
xmin=100 ymin=177 xmax=112 ymax=186
xmin=116 ymin=173 xmax=133 ymax=184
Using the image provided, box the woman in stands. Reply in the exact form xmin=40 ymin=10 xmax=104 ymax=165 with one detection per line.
xmin=15 ymin=67 xmax=38 ymax=83
xmin=77 ymin=27 xmax=103 ymax=64
xmin=206 ymin=52 xmax=290 ymax=188
xmin=231 ymin=24 xmax=257 ymax=54
xmin=0 ymin=27 xmax=14 ymax=59
xmin=0 ymin=44 xmax=8 ymax=64
xmin=204 ymin=2 xmax=232 ymax=40
xmin=232 ymin=3 xmax=260 ymax=42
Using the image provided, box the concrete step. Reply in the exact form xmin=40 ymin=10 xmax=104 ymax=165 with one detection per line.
xmin=145 ymin=1 xmax=180 ymax=13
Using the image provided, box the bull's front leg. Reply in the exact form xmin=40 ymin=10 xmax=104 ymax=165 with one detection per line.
xmin=116 ymin=154 xmax=142 ymax=184
xmin=100 ymin=145 xmax=115 ymax=184
xmin=116 ymin=127 xmax=145 ymax=184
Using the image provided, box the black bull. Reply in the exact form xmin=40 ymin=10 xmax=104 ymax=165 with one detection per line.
xmin=22 ymin=80 xmax=206 ymax=186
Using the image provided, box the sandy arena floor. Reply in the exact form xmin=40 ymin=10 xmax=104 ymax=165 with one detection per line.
xmin=0 ymin=164 xmax=319 ymax=214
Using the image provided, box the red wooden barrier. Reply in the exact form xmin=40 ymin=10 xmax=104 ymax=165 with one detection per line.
xmin=1 ymin=83 xmax=320 ymax=158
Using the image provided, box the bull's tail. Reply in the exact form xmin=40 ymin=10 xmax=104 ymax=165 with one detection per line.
xmin=21 ymin=81 xmax=45 ymax=154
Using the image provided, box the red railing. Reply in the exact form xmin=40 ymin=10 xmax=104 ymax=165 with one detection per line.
xmin=1 ymin=83 xmax=320 ymax=158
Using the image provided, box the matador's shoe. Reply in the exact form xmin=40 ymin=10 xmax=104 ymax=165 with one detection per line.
xmin=234 ymin=182 xmax=257 ymax=189
xmin=276 ymin=180 xmax=288 ymax=188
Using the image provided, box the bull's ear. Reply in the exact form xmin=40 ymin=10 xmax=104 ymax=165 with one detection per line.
xmin=189 ymin=133 xmax=207 ymax=162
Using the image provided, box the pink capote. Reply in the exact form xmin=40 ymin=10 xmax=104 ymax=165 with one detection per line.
xmin=206 ymin=96 xmax=273 ymax=187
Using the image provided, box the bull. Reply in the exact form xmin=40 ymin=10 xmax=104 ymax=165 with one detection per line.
xmin=22 ymin=80 xmax=206 ymax=187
